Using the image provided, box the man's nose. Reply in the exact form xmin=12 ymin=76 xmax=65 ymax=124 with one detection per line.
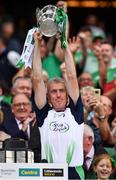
xmin=56 ymin=90 xmax=61 ymax=96
xmin=20 ymin=104 xmax=25 ymax=108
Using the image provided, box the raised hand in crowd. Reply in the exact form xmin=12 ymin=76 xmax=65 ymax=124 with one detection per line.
xmin=93 ymin=44 xmax=108 ymax=88
xmin=69 ymin=36 xmax=81 ymax=54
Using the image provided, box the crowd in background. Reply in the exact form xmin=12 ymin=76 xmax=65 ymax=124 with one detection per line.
xmin=0 ymin=1 xmax=116 ymax=179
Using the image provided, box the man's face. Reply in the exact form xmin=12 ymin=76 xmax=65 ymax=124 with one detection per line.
xmin=79 ymin=73 xmax=94 ymax=88
xmin=83 ymin=135 xmax=93 ymax=155
xmin=101 ymin=44 xmax=113 ymax=62
xmin=13 ymin=79 xmax=32 ymax=98
xmin=2 ymin=22 xmax=14 ymax=39
xmin=81 ymin=86 xmax=94 ymax=107
xmin=100 ymin=96 xmax=112 ymax=117
xmin=12 ymin=94 xmax=32 ymax=121
xmin=48 ymin=82 xmax=68 ymax=111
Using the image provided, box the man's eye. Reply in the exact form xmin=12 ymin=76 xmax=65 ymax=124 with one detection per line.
xmin=51 ymin=90 xmax=57 ymax=93
xmin=60 ymin=89 xmax=65 ymax=93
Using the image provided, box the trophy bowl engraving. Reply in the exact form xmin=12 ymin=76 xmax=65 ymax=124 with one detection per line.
xmin=40 ymin=19 xmax=57 ymax=37
xmin=36 ymin=5 xmax=58 ymax=37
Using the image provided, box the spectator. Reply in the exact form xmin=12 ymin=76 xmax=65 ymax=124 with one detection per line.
xmin=0 ymin=79 xmax=11 ymax=124
xmin=0 ymin=34 xmax=18 ymax=89
xmin=78 ymin=72 xmax=94 ymax=88
xmin=75 ymin=26 xmax=99 ymax=76
xmin=32 ymin=31 xmax=84 ymax=179
xmin=83 ymin=124 xmax=107 ymax=179
xmin=0 ymin=93 xmax=41 ymax=162
xmin=0 ymin=93 xmax=34 ymax=140
xmin=93 ymin=154 xmax=113 ymax=180
xmin=84 ymin=95 xmax=112 ymax=146
xmin=83 ymin=124 xmax=95 ymax=174
xmin=94 ymin=41 xmax=116 ymax=111
xmin=0 ymin=16 xmax=21 ymax=53
xmin=11 ymin=76 xmax=42 ymax=162
xmin=84 ymin=14 xmax=106 ymax=40
xmin=1 ymin=76 xmax=41 ymax=162
xmin=11 ymin=76 xmax=32 ymax=98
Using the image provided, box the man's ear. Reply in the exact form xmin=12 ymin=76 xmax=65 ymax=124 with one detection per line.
xmin=88 ymin=136 xmax=94 ymax=144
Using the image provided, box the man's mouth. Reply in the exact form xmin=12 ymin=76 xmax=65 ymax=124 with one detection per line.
xmin=56 ymin=99 xmax=62 ymax=103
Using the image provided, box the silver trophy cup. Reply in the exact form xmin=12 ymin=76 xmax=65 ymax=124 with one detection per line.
xmin=36 ymin=5 xmax=60 ymax=37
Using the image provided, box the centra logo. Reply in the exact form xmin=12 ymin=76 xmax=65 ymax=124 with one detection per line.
xmin=19 ymin=168 xmax=40 ymax=176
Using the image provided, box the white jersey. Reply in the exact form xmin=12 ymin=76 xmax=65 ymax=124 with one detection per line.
xmin=36 ymin=96 xmax=84 ymax=167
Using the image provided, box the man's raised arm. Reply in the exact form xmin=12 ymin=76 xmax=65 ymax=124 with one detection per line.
xmin=32 ymin=32 xmax=47 ymax=109
xmin=63 ymin=40 xmax=79 ymax=104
